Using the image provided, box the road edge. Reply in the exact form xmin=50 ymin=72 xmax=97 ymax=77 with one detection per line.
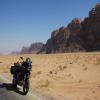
xmin=0 ymin=74 xmax=44 ymax=100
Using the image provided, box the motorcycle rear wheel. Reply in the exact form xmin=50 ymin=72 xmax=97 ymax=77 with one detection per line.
xmin=12 ymin=79 xmax=17 ymax=88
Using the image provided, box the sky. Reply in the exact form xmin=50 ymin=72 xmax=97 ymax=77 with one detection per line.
xmin=0 ymin=0 xmax=100 ymax=54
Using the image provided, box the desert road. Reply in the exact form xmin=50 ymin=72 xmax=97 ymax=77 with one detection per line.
xmin=0 ymin=76 xmax=43 ymax=100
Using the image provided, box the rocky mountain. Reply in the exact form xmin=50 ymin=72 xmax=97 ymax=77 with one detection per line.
xmin=82 ymin=3 xmax=100 ymax=51
xmin=20 ymin=42 xmax=44 ymax=54
xmin=40 ymin=3 xmax=100 ymax=53
xmin=11 ymin=51 xmax=20 ymax=54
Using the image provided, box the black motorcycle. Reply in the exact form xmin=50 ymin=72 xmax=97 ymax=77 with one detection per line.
xmin=10 ymin=57 xmax=32 ymax=95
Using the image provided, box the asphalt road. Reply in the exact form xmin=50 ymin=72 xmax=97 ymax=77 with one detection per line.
xmin=0 ymin=77 xmax=37 ymax=100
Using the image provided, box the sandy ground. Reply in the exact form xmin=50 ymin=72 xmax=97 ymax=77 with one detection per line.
xmin=0 ymin=52 xmax=100 ymax=100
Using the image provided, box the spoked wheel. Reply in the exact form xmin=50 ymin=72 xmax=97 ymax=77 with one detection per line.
xmin=23 ymin=79 xmax=30 ymax=95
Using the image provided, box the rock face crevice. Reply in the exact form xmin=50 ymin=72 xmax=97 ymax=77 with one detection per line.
xmin=40 ymin=3 xmax=100 ymax=53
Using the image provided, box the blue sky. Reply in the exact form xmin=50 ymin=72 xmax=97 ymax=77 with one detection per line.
xmin=0 ymin=0 xmax=99 ymax=54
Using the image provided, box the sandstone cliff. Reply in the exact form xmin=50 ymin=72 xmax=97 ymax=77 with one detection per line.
xmin=20 ymin=42 xmax=44 ymax=54
xmin=40 ymin=3 xmax=100 ymax=53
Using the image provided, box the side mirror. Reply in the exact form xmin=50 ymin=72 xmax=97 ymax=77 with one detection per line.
xmin=20 ymin=57 xmax=23 ymax=60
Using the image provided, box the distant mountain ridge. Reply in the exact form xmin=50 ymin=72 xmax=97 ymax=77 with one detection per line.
xmin=20 ymin=42 xmax=44 ymax=54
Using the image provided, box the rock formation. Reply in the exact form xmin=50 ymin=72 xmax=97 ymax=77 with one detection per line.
xmin=82 ymin=3 xmax=100 ymax=51
xmin=40 ymin=3 xmax=100 ymax=53
xmin=20 ymin=42 xmax=44 ymax=54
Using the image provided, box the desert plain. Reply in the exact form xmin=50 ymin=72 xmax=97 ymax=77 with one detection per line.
xmin=0 ymin=52 xmax=100 ymax=100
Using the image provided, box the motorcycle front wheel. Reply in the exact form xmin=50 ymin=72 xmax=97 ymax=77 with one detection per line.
xmin=23 ymin=78 xmax=30 ymax=95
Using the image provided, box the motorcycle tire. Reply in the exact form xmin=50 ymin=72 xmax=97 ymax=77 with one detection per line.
xmin=23 ymin=78 xmax=30 ymax=95
xmin=12 ymin=79 xmax=17 ymax=88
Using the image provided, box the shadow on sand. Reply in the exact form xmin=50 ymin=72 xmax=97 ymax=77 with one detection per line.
xmin=0 ymin=83 xmax=25 ymax=95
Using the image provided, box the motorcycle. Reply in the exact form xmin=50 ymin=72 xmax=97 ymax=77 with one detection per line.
xmin=10 ymin=57 xmax=32 ymax=95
